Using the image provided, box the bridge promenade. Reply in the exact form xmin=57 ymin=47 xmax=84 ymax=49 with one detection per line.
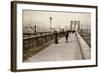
xmin=24 ymin=32 xmax=90 ymax=62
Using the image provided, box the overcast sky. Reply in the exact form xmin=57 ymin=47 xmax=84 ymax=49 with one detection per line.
xmin=23 ymin=10 xmax=91 ymax=32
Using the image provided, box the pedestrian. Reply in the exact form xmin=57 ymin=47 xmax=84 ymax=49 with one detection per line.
xmin=62 ymin=29 xmax=65 ymax=37
xmin=72 ymin=30 xmax=75 ymax=33
xmin=65 ymin=31 xmax=69 ymax=43
xmin=54 ymin=30 xmax=58 ymax=44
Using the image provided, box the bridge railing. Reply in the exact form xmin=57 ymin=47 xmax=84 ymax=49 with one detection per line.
xmin=76 ymin=32 xmax=91 ymax=59
xmin=23 ymin=32 xmax=64 ymax=61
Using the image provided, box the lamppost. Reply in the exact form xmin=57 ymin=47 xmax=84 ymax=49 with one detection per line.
xmin=49 ymin=16 xmax=52 ymax=32
xmin=34 ymin=25 xmax=36 ymax=33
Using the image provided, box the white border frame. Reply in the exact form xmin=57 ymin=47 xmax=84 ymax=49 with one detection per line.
xmin=15 ymin=2 xmax=97 ymax=70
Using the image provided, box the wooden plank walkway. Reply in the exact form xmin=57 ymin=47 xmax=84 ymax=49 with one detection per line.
xmin=25 ymin=33 xmax=82 ymax=62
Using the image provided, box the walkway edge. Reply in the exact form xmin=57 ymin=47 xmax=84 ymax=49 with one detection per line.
xmin=76 ymin=32 xmax=90 ymax=59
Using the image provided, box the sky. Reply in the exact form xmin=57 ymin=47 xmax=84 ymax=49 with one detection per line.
xmin=23 ymin=10 xmax=91 ymax=33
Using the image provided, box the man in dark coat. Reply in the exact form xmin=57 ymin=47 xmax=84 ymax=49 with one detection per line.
xmin=65 ymin=31 xmax=69 ymax=43
xmin=54 ymin=30 xmax=58 ymax=44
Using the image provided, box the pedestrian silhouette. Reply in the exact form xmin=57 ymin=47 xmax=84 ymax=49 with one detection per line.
xmin=72 ymin=30 xmax=75 ymax=33
xmin=54 ymin=30 xmax=58 ymax=44
xmin=65 ymin=31 xmax=69 ymax=43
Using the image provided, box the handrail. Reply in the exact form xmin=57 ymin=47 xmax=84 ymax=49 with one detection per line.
xmin=23 ymin=33 xmax=54 ymax=40
xmin=76 ymin=32 xmax=91 ymax=59
xmin=23 ymin=32 xmax=64 ymax=61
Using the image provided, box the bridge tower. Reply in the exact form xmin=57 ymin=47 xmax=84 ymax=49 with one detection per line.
xmin=70 ymin=21 xmax=80 ymax=32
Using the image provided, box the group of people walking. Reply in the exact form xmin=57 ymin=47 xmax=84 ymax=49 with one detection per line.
xmin=54 ymin=30 xmax=75 ymax=44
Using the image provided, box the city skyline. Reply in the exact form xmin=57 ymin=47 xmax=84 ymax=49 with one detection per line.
xmin=23 ymin=10 xmax=91 ymax=33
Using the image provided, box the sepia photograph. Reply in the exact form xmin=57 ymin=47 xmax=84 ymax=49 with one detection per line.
xmin=11 ymin=1 xmax=97 ymax=72
xmin=23 ymin=10 xmax=91 ymax=62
